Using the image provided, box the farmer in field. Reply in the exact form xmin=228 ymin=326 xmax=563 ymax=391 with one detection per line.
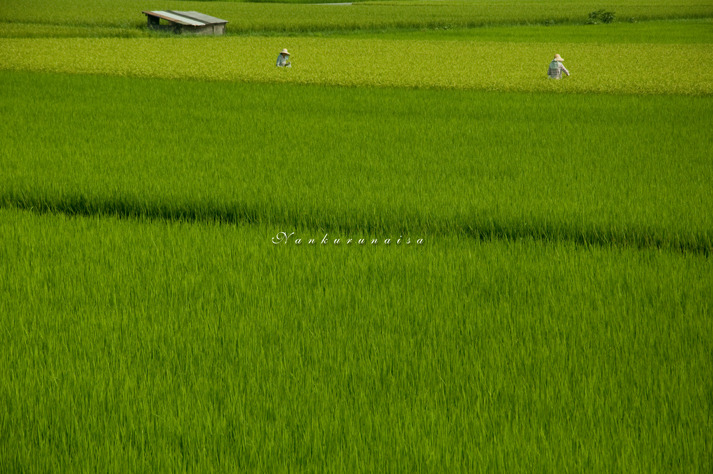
xmin=276 ymin=49 xmax=291 ymax=68
xmin=547 ymin=54 xmax=570 ymax=79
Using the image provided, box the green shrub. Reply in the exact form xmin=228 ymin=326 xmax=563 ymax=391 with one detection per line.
xmin=587 ymin=9 xmax=616 ymax=24
xmin=600 ymin=11 xmax=616 ymax=23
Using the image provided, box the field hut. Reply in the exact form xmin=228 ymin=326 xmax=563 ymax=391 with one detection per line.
xmin=142 ymin=11 xmax=228 ymax=35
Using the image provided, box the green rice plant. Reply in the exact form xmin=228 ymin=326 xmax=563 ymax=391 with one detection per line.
xmin=1 ymin=207 xmax=711 ymax=471
xmin=0 ymin=22 xmax=153 ymax=38
xmin=1 ymin=1 xmax=711 ymax=470
xmin=1 ymin=0 xmax=711 ymax=32
xmin=323 ymin=19 xmax=713 ymax=44
xmin=1 ymin=71 xmax=711 ymax=252
xmin=1 ymin=37 xmax=712 ymax=95
xmin=3 ymin=210 xmax=713 ymax=471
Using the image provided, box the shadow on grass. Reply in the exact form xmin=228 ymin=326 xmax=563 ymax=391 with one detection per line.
xmin=2 ymin=192 xmax=710 ymax=255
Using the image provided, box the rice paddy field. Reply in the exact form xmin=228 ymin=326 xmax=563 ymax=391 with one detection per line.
xmin=1 ymin=0 xmax=712 ymax=472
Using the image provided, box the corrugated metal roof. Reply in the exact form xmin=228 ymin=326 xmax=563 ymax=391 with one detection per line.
xmin=143 ymin=11 xmax=204 ymax=26
xmin=173 ymin=11 xmax=228 ymax=25
xmin=142 ymin=11 xmax=228 ymax=27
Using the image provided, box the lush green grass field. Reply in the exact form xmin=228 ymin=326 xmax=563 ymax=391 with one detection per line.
xmin=1 ymin=207 xmax=711 ymax=471
xmin=2 ymin=36 xmax=712 ymax=94
xmin=1 ymin=71 xmax=712 ymax=252
xmin=1 ymin=0 xmax=712 ymax=470
xmin=2 ymin=0 xmax=712 ymax=32
xmin=328 ymin=18 xmax=713 ymax=43
xmin=4 ymin=17 xmax=711 ymax=42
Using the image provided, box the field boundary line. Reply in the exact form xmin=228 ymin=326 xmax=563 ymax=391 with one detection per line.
xmin=2 ymin=197 xmax=709 ymax=256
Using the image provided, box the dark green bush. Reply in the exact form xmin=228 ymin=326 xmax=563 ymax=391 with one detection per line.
xmin=586 ymin=9 xmax=616 ymax=24
xmin=600 ymin=11 xmax=616 ymax=23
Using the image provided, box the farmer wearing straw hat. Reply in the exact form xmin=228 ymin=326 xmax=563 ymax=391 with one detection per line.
xmin=548 ymin=54 xmax=570 ymax=79
xmin=276 ymin=49 xmax=291 ymax=68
